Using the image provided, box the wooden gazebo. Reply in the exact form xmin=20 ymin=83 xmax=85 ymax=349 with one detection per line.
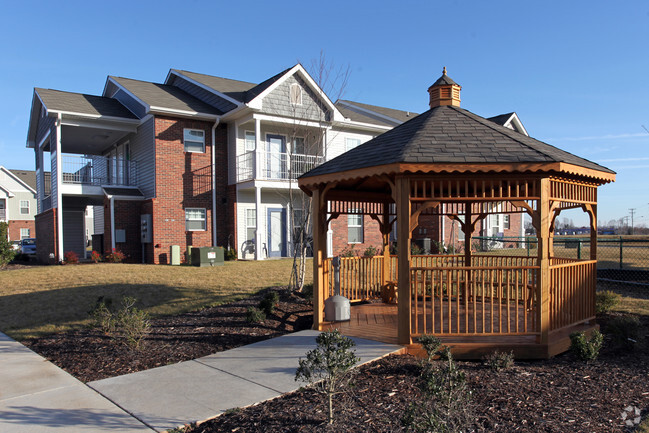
xmin=298 ymin=69 xmax=615 ymax=358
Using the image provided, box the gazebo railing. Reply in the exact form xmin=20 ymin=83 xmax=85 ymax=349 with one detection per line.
xmin=323 ymin=256 xmax=384 ymax=301
xmin=410 ymin=265 xmax=540 ymax=336
xmin=549 ymin=259 xmax=597 ymax=331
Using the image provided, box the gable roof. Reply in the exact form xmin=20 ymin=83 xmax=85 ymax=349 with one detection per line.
xmin=487 ymin=112 xmax=515 ymax=126
xmin=8 ymin=169 xmax=37 ymax=191
xmin=35 ymin=88 xmax=138 ymax=119
xmin=300 ymin=105 xmax=615 ymax=181
xmin=336 ymin=100 xmax=418 ymax=126
xmin=109 ymin=77 xmax=223 ymax=116
xmin=170 ymin=69 xmax=257 ymax=104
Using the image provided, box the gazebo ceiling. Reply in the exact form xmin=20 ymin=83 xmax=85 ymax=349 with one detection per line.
xmin=299 ymin=102 xmax=615 ymax=193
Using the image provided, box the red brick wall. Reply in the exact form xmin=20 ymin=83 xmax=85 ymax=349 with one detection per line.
xmin=151 ymin=116 xmax=215 ymax=264
xmin=330 ymin=214 xmax=383 ymax=256
xmin=102 ymin=199 xmax=144 ymax=263
xmin=8 ymin=220 xmax=35 ymax=242
xmin=35 ymin=208 xmax=57 ymax=264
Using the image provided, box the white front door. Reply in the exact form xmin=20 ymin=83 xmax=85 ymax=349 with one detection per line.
xmin=266 ymin=135 xmax=286 ymax=179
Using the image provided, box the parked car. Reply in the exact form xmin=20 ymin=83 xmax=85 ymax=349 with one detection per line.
xmin=11 ymin=240 xmax=21 ymax=251
xmin=20 ymin=238 xmax=37 ymax=256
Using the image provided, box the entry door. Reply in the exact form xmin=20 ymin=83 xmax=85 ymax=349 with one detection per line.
xmin=267 ymin=208 xmax=286 ymax=257
xmin=0 ymin=199 xmax=5 ymax=221
xmin=266 ymin=134 xmax=286 ymax=179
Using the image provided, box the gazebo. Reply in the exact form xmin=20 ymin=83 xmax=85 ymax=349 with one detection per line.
xmin=298 ymin=69 xmax=615 ymax=358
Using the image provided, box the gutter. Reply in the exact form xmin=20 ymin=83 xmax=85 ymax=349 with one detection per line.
xmin=212 ymin=116 xmax=221 ymax=246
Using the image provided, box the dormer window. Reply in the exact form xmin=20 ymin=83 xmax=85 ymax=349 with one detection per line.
xmin=290 ymin=83 xmax=302 ymax=105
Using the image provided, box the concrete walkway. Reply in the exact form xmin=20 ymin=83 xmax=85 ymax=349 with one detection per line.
xmin=1 ymin=330 xmax=402 ymax=432
xmin=0 ymin=332 xmax=151 ymax=432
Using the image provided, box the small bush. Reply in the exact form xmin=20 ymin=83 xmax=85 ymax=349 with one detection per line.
xmin=0 ymin=222 xmax=17 ymax=268
xmin=417 ymin=334 xmax=443 ymax=361
xmin=301 ymin=283 xmax=314 ymax=300
xmin=246 ymin=306 xmax=266 ymax=323
xmin=90 ymin=250 xmax=102 ymax=263
xmin=570 ymin=330 xmax=603 ymax=361
xmin=115 ymin=296 xmax=150 ymax=349
xmin=410 ymin=243 xmax=423 ymax=255
xmin=596 ymin=290 xmax=621 ymax=314
xmin=64 ymin=250 xmax=79 ymax=264
xmin=105 ymin=249 xmax=126 ymax=263
xmin=259 ymin=291 xmax=280 ymax=316
xmin=340 ymin=245 xmax=357 ymax=257
xmin=224 ymin=248 xmax=237 ymax=261
xmin=483 ymin=350 xmax=515 ymax=371
xmin=606 ymin=315 xmax=641 ymax=349
xmin=362 ymin=245 xmax=380 ymax=257
xmin=89 ymin=296 xmax=115 ymax=335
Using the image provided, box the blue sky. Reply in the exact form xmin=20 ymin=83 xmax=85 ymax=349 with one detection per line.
xmin=1 ymin=0 xmax=648 ymax=226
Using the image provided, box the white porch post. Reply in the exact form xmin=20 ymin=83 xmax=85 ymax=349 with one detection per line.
xmin=110 ymin=195 xmax=116 ymax=252
xmin=55 ymin=114 xmax=64 ymax=262
xmin=254 ymin=186 xmax=263 ymax=260
xmin=254 ymin=118 xmax=262 ymax=179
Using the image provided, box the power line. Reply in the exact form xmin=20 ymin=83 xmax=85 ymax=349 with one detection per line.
xmin=629 ymin=208 xmax=636 ymax=234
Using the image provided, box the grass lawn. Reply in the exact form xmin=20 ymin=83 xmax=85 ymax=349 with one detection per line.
xmin=0 ymin=259 xmax=312 ymax=340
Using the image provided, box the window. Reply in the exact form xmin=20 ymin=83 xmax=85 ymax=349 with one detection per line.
xmin=246 ymin=209 xmax=256 ymax=241
xmin=348 ymin=212 xmax=363 ymax=243
xmin=20 ymin=200 xmax=29 ymax=215
xmin=20 ymin=228 xmax=30 ymax=239
xmin=184 ymin=129 xmax=205 ymax=153
xmin=345 ymin=138 xmax=361 ymax=152
xmin=290 ymin=83 xmax=302 ymax=105
xmin=185 ymin=208 xmax=206 ymax=231
xmin=292 ymin=137 xmax=305 ymax=155
xmin=504 ymin=215 xmax=510 ymax=229
xmin=244 ymin=131 xmax=256 ymax=152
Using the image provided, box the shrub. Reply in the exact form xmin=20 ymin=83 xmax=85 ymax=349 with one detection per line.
xmin=596 ymin=290 xmax=621 ymax=314
xmin=362 ymin=245 xmax=380 ymax=257
xmin=0 ymin=222 xmax=16 ymax=268
xmin=339 ymin=245 xmax=357 ymax=257
xmin=570 ymin=330 xmax=603 ymax=361
xmin=483 ymin=350 xmax=515 ymax=371
xmin=246 ymin=306 xmax=266 ymax=323
xmin=89 ymin=296 xmax=115 ymax=335
xmin=259 ymin=291 xmax=280 ymax=316
xmin=115 ymin=296 xmax=150 ymax=349
xmin=403 ymin=350 xmax=473 ymax=433
xmin=301 ymin=283 xmax=314 ymax=300
xmin=224 ymin=248 xmax=237 ymax=261
xmin=105 ymin=249 xmax=126 ymax=263
xmin=417 ymin=334 xmax=443 ymax=361
xmin=64 ymin=250 xmax=79 ymax=264
xmin=606 ymin=315 xmax=641 ymax=349
xmin=295 ymin=330 xmax=359 ymax=425
xmin=90 ymin=250 xmax=102 ymax=263
xmin=411 ymin=243 xmax=423 ymax=255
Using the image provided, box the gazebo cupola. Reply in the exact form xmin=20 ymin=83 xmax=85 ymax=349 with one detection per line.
xmin=428 ymin=67 xmax=461 ymax=108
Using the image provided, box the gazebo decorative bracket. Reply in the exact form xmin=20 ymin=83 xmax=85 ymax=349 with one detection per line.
xmin=511 ymin=200 xmax=539 ymax=232
xmin=410 ymin=200 xmax=441 ymax=232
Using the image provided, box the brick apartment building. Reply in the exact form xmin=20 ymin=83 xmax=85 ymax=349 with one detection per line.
xmin=26 ymin=65 xmax=525 ymax=263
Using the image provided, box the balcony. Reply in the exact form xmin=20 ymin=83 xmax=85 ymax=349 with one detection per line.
xmin=61 ymin=155 xmax=138 ymax=186
xmin=236 ymin=151 xmax=324 ymax=183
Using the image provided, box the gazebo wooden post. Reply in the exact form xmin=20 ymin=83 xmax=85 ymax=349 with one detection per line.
xmin=311 ymin=187 xmax=327 ymax=331
xmin=537 ymin=178 xmax=551 ymax=344
xmin=381 ymin=202 xmax=391 ymax=287
xmin=463 ymin=204 xmax=473 ymax=301
xmin=396 ymin=176 xmax=412 ymax=345
xmin=587 ymin=204 xmax=597 ymax=260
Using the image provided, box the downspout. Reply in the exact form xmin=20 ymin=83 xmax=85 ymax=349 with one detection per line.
xmin=55 ymin=113 xmax=64 ymax=262
xmin=211 ymin=116 xmax=221 ymax=247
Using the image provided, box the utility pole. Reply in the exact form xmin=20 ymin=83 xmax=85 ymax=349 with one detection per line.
xmin=629 ymin=208 xmax=636 ymax=235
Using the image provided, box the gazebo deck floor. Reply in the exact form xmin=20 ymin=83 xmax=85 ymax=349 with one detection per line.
xmin=323 ymin=301 xmax=597 ymax=359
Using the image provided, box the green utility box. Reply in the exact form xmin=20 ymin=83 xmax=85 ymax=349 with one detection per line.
xmin=191 ymin=246 xmax=224 ymax=267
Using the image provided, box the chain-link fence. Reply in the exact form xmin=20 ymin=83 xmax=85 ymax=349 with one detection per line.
xmin=472 ymin=236 xmax=649 ymax=284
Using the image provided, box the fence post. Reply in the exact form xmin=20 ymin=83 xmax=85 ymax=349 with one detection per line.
xmin=577 ymin=239 xmax=582 ymax=260
xmin=526 ymin=237 xmax=530 ymax=257
xmin=619 ymin=236 xmax=623 ymax=269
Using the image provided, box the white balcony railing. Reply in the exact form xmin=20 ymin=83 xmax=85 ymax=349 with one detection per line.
xmin=236 ymin=151 xmax=324 ymax=183
xmin=61 ymin=155 xmax=138 ymax=186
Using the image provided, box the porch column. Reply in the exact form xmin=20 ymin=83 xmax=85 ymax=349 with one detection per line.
xmin=254 ymin=118 xmax=262 ymax=179
xmin=254 ymin=186 xmax=263 ymax=260
xmin=311 ymin=187 xmax=327 ymax=330
xmin=537 ymin=178 xmax=551 ymax=345
xmin=396 ymin=176 xmax=412 ymax=345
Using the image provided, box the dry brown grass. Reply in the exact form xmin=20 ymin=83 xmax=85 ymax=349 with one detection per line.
xmin=0 ymin=260 xmax=312 ymax=340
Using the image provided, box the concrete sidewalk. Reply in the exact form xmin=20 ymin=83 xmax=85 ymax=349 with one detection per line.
xmin=89 ymin=330 xmax=403 ymax=432
xmin=0 ymin=332 xmax=152 ymax=433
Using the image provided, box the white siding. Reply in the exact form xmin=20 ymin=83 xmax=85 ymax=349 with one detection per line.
xmin=325 ymin=127 xmax=377 ymax=161
xmin=129 ymin=117 xmax=155 ymax=198
xmin=94 ymin=205 xmax=104 ymax=234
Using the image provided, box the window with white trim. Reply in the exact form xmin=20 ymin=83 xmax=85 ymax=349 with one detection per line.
xmin=348 ymin=211 xmax=363 ymax=244
xmin=20 ymin=228 xmax=30 ymax=239
xmin=290 ymin=83 xmax=302 ymax=105
xmin=185 ymin=208 xmax=206 ymax=231
xmin=345 ymin=138 xmax=361 ymax=152
xmin=244 ymin=131 xmax=256 ymax=152
xmin=20 ymin=200 xmax=30 ymax=215
xmin=184 ymin=129 xmax=205 ymax=153
xmin=292 ymin=137 xmax=305 ymax=155
xmin=245 ymin=209 xmax=256 ymax=241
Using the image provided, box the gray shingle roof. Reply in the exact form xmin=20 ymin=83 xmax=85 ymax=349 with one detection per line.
xmin=301 ymin=105 xmax=615 ymax=178
xmin=487 ymin=112 xmax=515 ymax=126
xmin=36 ymin=88 xmax=138 ymax=119
xmin=430 ymin=70 xmax=459 ymax=87
xmin=9 ymin=169 xmax=37 ymax=190
xmin=111 ymin=77 xmax=223 ymax=116
xmin=337 ymin=100 xmax=418 ymax=125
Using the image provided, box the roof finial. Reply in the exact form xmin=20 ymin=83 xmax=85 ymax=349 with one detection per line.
xmin=443 ymin=66 xmax=447 ymax=75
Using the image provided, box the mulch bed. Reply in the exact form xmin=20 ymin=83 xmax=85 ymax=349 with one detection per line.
xmin=22 ymin=288 xmax=649 ymax=432
xmin=23 ymin=287 xmax=313 ymax=382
